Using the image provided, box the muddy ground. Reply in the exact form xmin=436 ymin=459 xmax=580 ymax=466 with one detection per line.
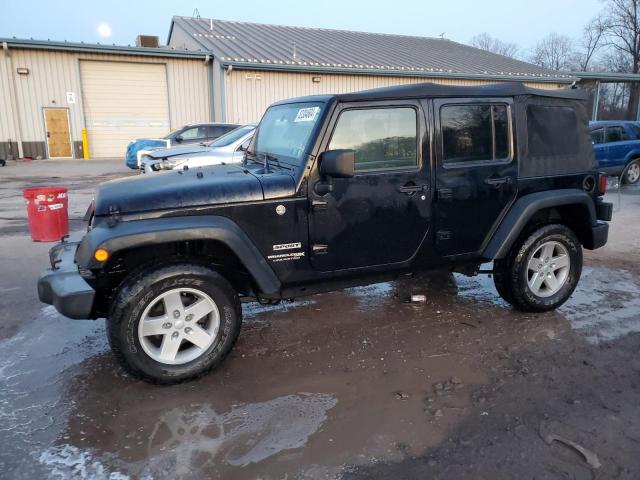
xmin=1 ymin=160 xmax=639 ymax=479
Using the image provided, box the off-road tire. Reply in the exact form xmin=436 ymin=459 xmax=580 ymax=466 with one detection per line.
xmin=107 ymin=263 xmax=242 ymax=384
xmin=492 ymin=258 xmax=516 ymax=306
xmin=494 ymin=224 xmax=582 ymax=312
xmin=623 ymin=159 xmax=640 ymax=184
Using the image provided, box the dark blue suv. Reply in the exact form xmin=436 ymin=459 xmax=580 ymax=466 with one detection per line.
xmin=590 ymin=120 xmax=640 ymax=184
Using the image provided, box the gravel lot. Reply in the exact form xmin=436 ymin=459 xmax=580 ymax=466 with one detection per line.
xmin=1 ymin=159 xmax=639 ymax=479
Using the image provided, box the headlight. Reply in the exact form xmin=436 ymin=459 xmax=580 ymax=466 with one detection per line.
xmin=161 ymin=158 xmax=189 ymax=170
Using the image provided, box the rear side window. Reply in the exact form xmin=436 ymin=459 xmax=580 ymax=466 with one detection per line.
xmin=527 ymin=105 xmax=579 ymax=157
xmin=628 ymin=122 xmax=640 ymax=139
xmin=604 ymin=126 xmax=629 ymax=143
xmin=440 ymin=104 xmax=510 ymax=164
xmin=328 ymin=107 xmax=417 ymax=171
xmin=591 ymin=129 xmax=604 ymax=144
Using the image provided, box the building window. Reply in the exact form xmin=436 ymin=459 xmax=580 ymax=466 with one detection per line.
xmin=441 ymin=104 xmax=510 ymax=164
xmin=328 ymin=107 xmax=417 ymax=171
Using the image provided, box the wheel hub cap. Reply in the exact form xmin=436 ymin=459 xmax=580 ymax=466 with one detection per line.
xmin=526 ymin=241 xmax=570 ymax=298
xmin=137 ymin=288 xmax=220 ymax=365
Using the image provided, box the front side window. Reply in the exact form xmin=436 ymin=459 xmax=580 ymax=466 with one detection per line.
xmin=627 ymin=122 xmax=640 ymax=139
xmin=179 ymin=126 xmax=206 ymax=140
xmin=251 ymin=102 xmax=324 ymax=165
xmin=605 ymin=126 xmax=628 ymax=143
xmin=441 ymin=104 xmax=510 ymax=164
xmin=328 ymin=107 xmax=417 ymax=171
xmin=591 ymin=128 xmax=604 ymax=144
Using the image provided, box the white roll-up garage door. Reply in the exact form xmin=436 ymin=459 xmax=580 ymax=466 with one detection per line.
xmin=80 ymin=61 xmax=170 ymax=158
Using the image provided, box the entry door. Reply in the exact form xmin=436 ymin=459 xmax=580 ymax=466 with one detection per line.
xmin=309 ymin=103 xmax=431 ymax=272
xmin=432 ymin=98 xmax=518 ymax=256
xmin=43 ymin=108 xmax=72 ymax=158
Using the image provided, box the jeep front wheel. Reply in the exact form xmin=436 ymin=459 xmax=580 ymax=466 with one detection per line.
xmin=107 ymin=263 xmax=242 ymax=383
xmin=493 ymin=224 xmax=582 ymax=312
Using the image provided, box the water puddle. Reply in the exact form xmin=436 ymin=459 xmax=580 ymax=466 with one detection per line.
xmin=133 ymin=393 xmax=336 ymax=478
xmin=0 ymin=306 xmax=108 ymax=477
xmin=559 ymin=266 xmax=640 ymax=343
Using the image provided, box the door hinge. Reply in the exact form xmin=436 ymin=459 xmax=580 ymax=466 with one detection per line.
xmin=311 ymin=199 xmax=328 ymax=211
xmin=312 ymin=244 xmax=328 ymax=254
xmin=437 ymin=188 xmax=453 ymax=200
xmin=437 ymin=230 xmax=452 ymax=241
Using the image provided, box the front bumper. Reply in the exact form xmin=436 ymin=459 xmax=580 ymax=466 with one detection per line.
xmin=37 ymin=240 xmax=95 ymax=319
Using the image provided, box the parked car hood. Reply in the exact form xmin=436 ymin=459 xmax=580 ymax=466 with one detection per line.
xmin=145 ymin=144 xmax=210 ymax=159
xmin=94 ymin=164 xmax=296 ymax=216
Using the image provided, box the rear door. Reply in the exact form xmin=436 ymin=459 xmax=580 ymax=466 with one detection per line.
xmin=603 ymin=125 xmax=631 ymax=171
xmin=432 ymin=98 xmax=517 ymax=256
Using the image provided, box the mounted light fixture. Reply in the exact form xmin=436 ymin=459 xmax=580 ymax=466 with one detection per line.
xmin=312 ymin=76 xmax=321 ymax=83
xmin=16 ymin=67 xmax=29 ymax=75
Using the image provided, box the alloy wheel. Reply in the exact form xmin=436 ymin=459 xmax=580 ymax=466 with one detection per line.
xmin=137 ymin=288 xmax=220 ymax=365
xmin=526 ymin=241 xmax=570 ymax=298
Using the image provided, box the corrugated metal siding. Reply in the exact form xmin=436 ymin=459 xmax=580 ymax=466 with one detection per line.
xmin=0 ymin=49 xmax=209 ymax=153
xmin=224 ymin=69 xmax=565 ymax=123
xmin=0 ymin=50 xmax=18 ymax=143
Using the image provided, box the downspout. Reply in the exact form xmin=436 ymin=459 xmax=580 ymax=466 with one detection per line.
xmin=3 ymin=42 xmax=24 ymax=158
xmin=205 ymin=54 xmax=215 ymax=122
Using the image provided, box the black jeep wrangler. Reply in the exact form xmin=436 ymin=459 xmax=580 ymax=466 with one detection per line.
xmin=38 ymin=83 xmax=612 ymax=383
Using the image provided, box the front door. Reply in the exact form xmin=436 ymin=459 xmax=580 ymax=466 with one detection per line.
xmin=432 ymin=98 xmax=518 ymax=256
xmin=43 ymin=108 xmax=73 ymax=158
xmin=309 ymin=102 xmax=431 ymax=272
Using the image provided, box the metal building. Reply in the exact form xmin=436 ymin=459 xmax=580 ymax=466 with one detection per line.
xmin=1 ymin=18 xmax=576 ymax=160
xmin=0 ymin=39 xmax=210 ymax=159
xmin=168 ymin=17 xmax=575 ymax=124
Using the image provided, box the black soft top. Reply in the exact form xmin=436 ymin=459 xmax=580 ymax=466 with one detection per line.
xmin=274 ymin=82 xmax=585 ymax=106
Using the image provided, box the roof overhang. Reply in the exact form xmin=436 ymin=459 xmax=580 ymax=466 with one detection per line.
xmin=220 ymin=60 xmax=576 ymax=84
xmin=572 ymin=71 xmax=640 ymax=83
xmin=0 ymin=38 xmax=209 ymax=59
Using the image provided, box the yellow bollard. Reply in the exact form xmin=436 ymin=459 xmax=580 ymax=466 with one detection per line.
xmin=81 ymin=128 xmax=90 ymax=160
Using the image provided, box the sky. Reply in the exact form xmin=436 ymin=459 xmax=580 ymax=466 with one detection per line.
xmin=1 ymin=0 xmax=605 ymax=52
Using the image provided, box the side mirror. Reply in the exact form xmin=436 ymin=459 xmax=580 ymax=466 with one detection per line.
xmin=237 ymin=139 xmax=250 ymax=152
xmin=175 ymin=135 xmax=184 ymax=143
xmin=320 ymin=149 xmax=355 ymax=178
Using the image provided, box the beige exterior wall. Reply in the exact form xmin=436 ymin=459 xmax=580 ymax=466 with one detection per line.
xmin=0 ymin=48 xmax=210 ymax=158
xmin=224 ymin=69 xmax=567 ymax=124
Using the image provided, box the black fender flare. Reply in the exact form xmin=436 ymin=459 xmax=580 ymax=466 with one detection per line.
xmin=483 ymin=189 xmax=597 ymax=260
xmin=76 ymin=215 xmax=281 ymax=296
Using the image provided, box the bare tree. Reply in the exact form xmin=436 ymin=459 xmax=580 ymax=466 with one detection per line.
xmin=529 ymin=33 xmax=577 ymax=70
xmin=576 ymin=17 xmax=606 ymax=71
xmin=601 ymin=0 xmax=640 ymax=117
xmin=470 ymin=33 xmax=519 ymax=58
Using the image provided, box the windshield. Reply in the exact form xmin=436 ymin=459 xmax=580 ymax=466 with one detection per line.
xmin=208 ymin=125 xmax=255 ymax=147
xmin=250 ymin=102 xmax=324 ymax=165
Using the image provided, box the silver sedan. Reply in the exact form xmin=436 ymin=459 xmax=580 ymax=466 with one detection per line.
xmin=141 ymin=124 xmax=256 ymax=173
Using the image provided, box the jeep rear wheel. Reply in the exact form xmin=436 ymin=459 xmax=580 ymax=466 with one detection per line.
xmin=494 ymin=224 xmax=582 ymax=312
xmin=107 ymin=263 xmax=241 ymax=384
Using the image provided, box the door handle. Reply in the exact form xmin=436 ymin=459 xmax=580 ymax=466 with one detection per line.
xmin=484 ymin=176 xmax=512 ymax=187
xmin=398 ymin=184 xmax=428 ymax=195
xmin=46 ymin=131 xmax=51 ymax=138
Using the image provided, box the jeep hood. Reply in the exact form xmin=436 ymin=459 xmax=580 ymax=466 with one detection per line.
xmin=94 ymin=164 xmax=296 ymax=216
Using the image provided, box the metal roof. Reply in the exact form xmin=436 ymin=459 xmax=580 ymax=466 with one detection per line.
xmin=0 ymin=37 xmax=209 ymax=59
xmin=170 ymin=17 xmax=575 ymax=83
xmin=272 ymin=82 xmax=584 ymax=106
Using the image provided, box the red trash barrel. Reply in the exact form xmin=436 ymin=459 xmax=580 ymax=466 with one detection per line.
xmin=23 ymin=187 xmax=69 ymax=242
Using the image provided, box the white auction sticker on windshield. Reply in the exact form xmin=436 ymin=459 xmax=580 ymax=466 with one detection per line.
xmin=294 ymin=106 xmax=320 ymax=122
